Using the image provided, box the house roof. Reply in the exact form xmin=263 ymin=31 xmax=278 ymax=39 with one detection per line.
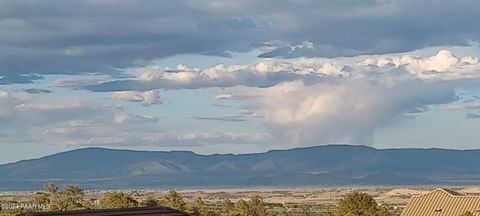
xmin=401 ymin=188 xmax=480 ymax=216
xmin=17 ymin=206 xmax=193 ymax=216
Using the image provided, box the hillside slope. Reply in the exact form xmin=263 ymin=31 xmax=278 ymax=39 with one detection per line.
xmin=1 ymin=145 xmax=480 ymax=190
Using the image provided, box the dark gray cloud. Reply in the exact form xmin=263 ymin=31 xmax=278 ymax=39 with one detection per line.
xmin=24 ymin=88 xmax=51 ymax=94
xmin=1 ymin=0 xmax=480 ymax=83
xmin=85 ymin=71 xmax=326 ymax=92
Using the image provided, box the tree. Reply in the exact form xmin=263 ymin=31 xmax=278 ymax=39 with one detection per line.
xmin=32 ymin=192 xmax=50 ymax=206
xmin=248 ymin=196 xmax=268 ymax=216
xmin=221 ymin=199 xmax=235 ymax=215
xmin=189 ymin=197 xmax=213 ymax=216
xmin=163 ymin=190 xmax=187 ymax=211
xmin=44 ymin=183 xmax=58 ymax=194
xmin=331 ymin=192 xmax=392 ymax=216
xmin=54 ymin=185 xmax=85 ymax=211
xmin=228 ymin=199 xmax=250 ymax=216
xmin=223 ymin=197 xmax=270 ymax=216
xmin=31 ymin=183 xmax=56 ymax=210
xmin=31 ymin=183 xmax=85 ymax=211
xmin=98 ymin=192 xmax=138 ymax=209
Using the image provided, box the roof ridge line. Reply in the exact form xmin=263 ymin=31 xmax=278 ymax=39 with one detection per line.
xmin=410 ymin=188 xmax=464 ymax=199
xmin=437 ymin=188 xmax=464 ymax=196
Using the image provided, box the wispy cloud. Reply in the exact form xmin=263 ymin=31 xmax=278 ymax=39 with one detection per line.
xmin=466 ymin=112 xmax=480 ymax=119
xmin=112 ymin=90 xmax=161 ymax=106
xmin=195 ymin=115 xmax=250 ymax=122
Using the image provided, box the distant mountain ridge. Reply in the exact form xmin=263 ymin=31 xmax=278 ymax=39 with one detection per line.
xmin=1 ymin=145 xmax=480 ymax=190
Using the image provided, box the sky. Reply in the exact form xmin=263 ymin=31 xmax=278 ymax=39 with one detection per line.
xmin=1 ymin=0 xmax=480 ymax=164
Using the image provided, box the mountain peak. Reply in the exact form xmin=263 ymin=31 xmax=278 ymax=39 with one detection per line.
xmin=1 ymin=144 xmax=480 ymax=190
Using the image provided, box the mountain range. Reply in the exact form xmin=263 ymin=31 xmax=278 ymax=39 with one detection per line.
xmin=1 ymin=145 xmax=480 ymax=190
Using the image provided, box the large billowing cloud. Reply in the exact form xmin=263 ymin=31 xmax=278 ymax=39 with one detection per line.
xmin=251 ymin=50 xmax=479 ymax=146
xmin=252 ymin=50 xmax=479 ymax=146
xmin=255 ymin=79 xmax=456 ymax=146
xmin=88 ymin=49 xmax=479 ymax=146
xmin=2 ymin=0 xmax=480 ymax=83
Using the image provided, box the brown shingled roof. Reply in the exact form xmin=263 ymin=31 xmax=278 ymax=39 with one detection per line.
xmin=17 ymin=206 xmax=193 ymax=216
xmin=401 ymin=188 xmax=480 ymax=216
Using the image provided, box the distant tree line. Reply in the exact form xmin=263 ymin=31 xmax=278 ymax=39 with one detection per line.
xmin=0 ymin=183 xmax=396 ymax=216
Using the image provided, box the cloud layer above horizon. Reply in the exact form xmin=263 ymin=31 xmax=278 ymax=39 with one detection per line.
xmin=1 ymin=0 xmax=480 ymax=162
